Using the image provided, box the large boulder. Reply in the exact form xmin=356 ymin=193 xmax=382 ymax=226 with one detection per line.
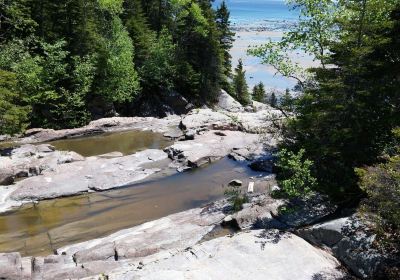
xmin=275 ymin=193 xmax=338 ymax=228
xmin=297 ymin=214 xmax=390 ymax=279
xmin=180 ymin=109 xmax=232 ymax=132
xmin=252 ymin=100 xmax=273 ymax=112
xmin=217 ymin=90 xmax=244 ymax=112
xmin=0 ymin=168 xmax=14 ymax=185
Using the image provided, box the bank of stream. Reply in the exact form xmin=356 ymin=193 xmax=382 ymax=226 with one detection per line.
xmin=0 ymin=157 xmax=269 ymax=256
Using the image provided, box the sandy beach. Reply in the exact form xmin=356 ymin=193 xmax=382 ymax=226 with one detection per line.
xmin=231 ymin=30 xmax=319 ymax=91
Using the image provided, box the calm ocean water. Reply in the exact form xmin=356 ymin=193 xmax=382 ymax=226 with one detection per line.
xmin=213 ymin=0 xmax=297 ymax=28
xmin=214 ymin=0 xmax=306 ymax=91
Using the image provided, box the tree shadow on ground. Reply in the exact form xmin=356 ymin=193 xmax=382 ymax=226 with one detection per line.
xmin=254 ymin=229 xmax=291 ymax=250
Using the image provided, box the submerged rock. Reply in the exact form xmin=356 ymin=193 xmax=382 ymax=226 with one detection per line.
xmin=249 ymin=156 xmax=275 ymax=172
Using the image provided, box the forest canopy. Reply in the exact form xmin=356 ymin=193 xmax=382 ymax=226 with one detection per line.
xmin=0 ymin=0 xmax=234 ymax=132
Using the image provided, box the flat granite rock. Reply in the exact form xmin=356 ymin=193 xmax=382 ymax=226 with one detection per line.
xmin=0 ymin=203 xmax=347 ymax=280
xmin=0 ymin=144 xmax=85 ymax=186
xmin=0 ymin=149 xmax=169 ymax=212
xmin=83 ymin=230 xmax=345 ymax=280
xmin=165 ymin=130 xmax=262 ymax=168
xmin=57 ymin=207 xmax=224 ymax=258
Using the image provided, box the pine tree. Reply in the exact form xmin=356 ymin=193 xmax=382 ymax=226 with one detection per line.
xmin=281 ymin=0 xmax=400 ymax=197
xmin=123 ymin=0 xmax=154 ymax=68
xmin=0 ymin=69 xmax=30 ymax=134
xmin=95 ymin=3 xmax=140 ymax=104
xmin=269 ymin=92 xmax=277 ymax=107
xmin=216 ymin=1 xmax=235 ymax=79
xmin=280 ymin=89 xmax=293 ymax=111
xmin=233 ymin=59 xmax=250 ymax=105
xmin=252 ymin=82 xmax=266 ymax=103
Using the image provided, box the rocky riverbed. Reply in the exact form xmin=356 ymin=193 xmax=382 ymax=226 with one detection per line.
xmin=0 ymin=91 xmax=391 ymax=279
xmin=0 ymin=91 xmax=281 ymax=213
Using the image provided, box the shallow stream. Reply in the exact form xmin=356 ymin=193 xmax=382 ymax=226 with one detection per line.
xmin=48 ymin=130 xmax=172 ymax=157
xmin=0 ymin=158 xmax=267 ymax=256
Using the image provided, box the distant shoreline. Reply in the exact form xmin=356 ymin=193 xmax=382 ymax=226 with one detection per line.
xmin=231 ymin=19 xmax=297 ymax=33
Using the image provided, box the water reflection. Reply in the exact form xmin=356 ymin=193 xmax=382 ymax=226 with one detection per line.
xmin=49 ymin=130 xmax=172 ymax=157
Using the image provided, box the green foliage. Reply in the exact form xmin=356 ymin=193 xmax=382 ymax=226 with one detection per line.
xmin=98 ymin=0 xmax=124 ymax=14
xmin=0 ymin=0 xmax=229 ymax=132
xmin=280 ymin=89 xmax=294 ymax=111
xmin=0 ymin=39 xmax=94 ymax=129
xmin=216 ymin=1 xmax=235 ymax=80
xmin=224 ymin=184 xmax=249 ymax=212
xmin=276 ymin=149 xmax=316 ymax=198
xmin=252 ymin=82 xmax=266 ymax=103
xmin=268 ymin=92 xmax=278 ymax=108
xmin=233 ymin=59 xmax=250 ymax=105
xmin=96 ymin=16 xmax=140 ymax=103
xmin=0 ymin=70 xmax=30 ymax=134
xmin=357 ymin=156 xmax=400 ymax=232
xmin=356 ymin=129 xmax=400 ymax=259
xmin=269 ymin=1 xmax=400 ymax=199
xmin=139 ymin=29 xmax=177 ymax=92
xmin=0 ymin=0 xmax=37 ymax=42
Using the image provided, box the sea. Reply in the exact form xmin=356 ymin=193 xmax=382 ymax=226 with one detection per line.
xmin=213 ymin=0 xmax=308 ymax=92
xmin=213 ymin=0 xmax=298 ymax=30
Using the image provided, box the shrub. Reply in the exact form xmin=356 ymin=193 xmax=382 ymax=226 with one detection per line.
xmin=224 ymin=185 xmax=249 ymax=212
xmin=356 ymin=129 xmax=400 ymax=266
xmin=357 ymin=159 xmax=400 ymax=238
xmin=275 ymin=149 xmax=316 ymax=198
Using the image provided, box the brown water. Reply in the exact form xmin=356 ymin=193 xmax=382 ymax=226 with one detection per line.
xmin=0 ymin=158 xmax=268 ymax=256
xmin=48 ymin=130 xmax=172 ymax=157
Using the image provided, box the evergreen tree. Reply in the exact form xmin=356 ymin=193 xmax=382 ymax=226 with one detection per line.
xmin=252 ymin=82 xmax=266 ymax=103
xmin=0 ymin=69 xmax=30 ymax=134
xmin=280 ymin=89 xmax=293 ymax=111
xmin=95 ymin=3 xmax=140 ymax=104
xmin=280 ymin=1 xmax=400 ymax=197
xmin=0 ymin=0 xmax=233 ymax=132
xmin=216 ymin=1 xmax=235 ymax=81
xmin=233 ymin=59 xmax=250 ymax=105
xmin=123 ymin=0 xmax=154 ymax=67
xmin=269 ymin=92 xmax=277 ymax=107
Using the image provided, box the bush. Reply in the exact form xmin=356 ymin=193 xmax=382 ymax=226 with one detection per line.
xmin=357 ymin=160 xmax=400 ymax=239
xmin=356 ymin=129 xmax=400 ymax=265
xmin=0 ymin=70 xmax=30 ymax=135
xmin=275 ymin=149 xmax=316 ymax=198
xmin=224 ymin=185 xmax=249 ymax=212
